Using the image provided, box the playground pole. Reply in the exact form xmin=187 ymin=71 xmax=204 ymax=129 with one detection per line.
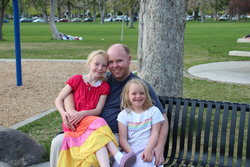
xmin=12 ymin=0 xmax=22 ymax=86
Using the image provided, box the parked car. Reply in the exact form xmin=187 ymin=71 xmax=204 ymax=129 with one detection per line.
xmin=71 ymin=18 xmax=82 ymax=22
xmin=114 ymin=15 xmax=130 ymax=22
xmin=83 ymin=17 xmax=93 ymax=22
xmin=232 ymin=16 xmax=238 ymax=21
xmin=32 ymin=16 xmax=39 ymax=20
xmin=32 ymin=18 xmax=45 ymax=23
xmin=186 ymin=15 xmax=194 ymax=21
xmin=20 ymin=17 xmax=32 ymax=22
xmin=205 ymin=15 xmax=212 ymax=18
xmin=57 ymin=18 xmax=69 ymax=22
xmin=240 ymin=15 xmax=247 ymax=19
xmin=3 ymin=19 xmax=9 ymax=23
xmin=218 ymin=15 xmax=229 ymax=21
xmin=47 ymin=17 xmax=58 ymax=22
xmin=104 ymin=17 xmax=114 ymax=22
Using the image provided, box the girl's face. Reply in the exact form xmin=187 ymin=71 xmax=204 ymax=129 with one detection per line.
xmin=128 ymin=83 xmax=146 ymax=110
xmin=88 ymin=54 xmax=108 ymax=79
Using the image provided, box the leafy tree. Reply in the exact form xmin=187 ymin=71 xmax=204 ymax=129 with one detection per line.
xmin=115 ymin=0 xmax=140 ymax=28
xmin=90 ymin=0 xmax=97 ymax=21
xmin=97 ymin=0 xmax=106 ymax=24
xmin=229 ymin=0 xmax=250 ymax=16
xmin=0 ymin=0 xmax=10 ymax=40
xmin=127 ymin=0 xmax=140 ymax=28
xmin=64 ymin=0 xmax=79 ymax=20
xmin=56 ymin=0 xmax=64 ymax=19
xmin=211 ymin=0 xmax=229 ymax=20
xmin=28 ymin=0 xmax=49 ymax=22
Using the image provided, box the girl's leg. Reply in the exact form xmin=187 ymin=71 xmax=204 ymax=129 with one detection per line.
xmin=106 ymin=141 xmax=119 ymax=156
xmin=106 ymin=141 xmax=136 ymax=167
xmin=96 ymin=146 xmax=110 ymax=167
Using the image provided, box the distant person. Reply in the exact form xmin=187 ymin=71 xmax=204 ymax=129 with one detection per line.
xmin=54 ymin=50 xmax=136 ymax=167
xmin=116 ymin=79 xmax=165 ymax=167
xmin=50 ymin=44 xmax=169 ymax=167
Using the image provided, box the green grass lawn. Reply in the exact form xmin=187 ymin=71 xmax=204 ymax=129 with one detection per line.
xmin=1 ymin=20 xmax=250 ymax=161
xmin=1 ymin=22 xmax=138 ymax=59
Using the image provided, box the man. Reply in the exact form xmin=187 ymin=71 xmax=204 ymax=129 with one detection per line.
xmin=50 ymin=44 xmax=169 ymax=167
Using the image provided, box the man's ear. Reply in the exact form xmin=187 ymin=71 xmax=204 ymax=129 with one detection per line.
xmin=128 ymin=56 xmax=132 ymax=63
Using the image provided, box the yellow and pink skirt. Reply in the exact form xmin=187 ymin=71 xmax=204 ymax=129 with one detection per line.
xmin=58 ymin=116 xmax=118 ymax=167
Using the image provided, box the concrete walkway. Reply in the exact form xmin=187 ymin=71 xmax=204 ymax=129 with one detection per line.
xmin=188 ymin=61 xmax=250 ymax=84
xmin=237 ymin=38 xmax=250 ymax=43
xmin=27 ymin=162 xmax=50 ymax=167
xmin=229 ymin=51 xmax=250 ymax=57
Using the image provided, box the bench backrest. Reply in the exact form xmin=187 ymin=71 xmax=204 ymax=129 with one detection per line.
xmin=158 ymin=96 xmax=250 ymax=167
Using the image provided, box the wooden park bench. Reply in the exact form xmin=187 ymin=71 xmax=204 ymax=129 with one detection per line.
xmin=158 ymin=96 xmax=250 ymax=167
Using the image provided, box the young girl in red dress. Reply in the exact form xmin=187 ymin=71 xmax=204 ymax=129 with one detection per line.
xmin=55 ymin=50 xmax=136 ymax=167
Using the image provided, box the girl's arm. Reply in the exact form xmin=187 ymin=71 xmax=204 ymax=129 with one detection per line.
xmin=64 ymin=93 xmax=77 ymax=115
xmin=55 ymin=84 xmax=74 ymax=130
xmin=142 ymin=122 xmax=161 ymax=162
xmin=118 ymin=122 xmax=132 ymax=153
xmin=68 ymin=95 xmax=107 ymax=125
xmin=154 ymin=113 xmax=169 ymax=166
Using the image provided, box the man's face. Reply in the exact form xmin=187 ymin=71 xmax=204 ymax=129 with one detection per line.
xmin=107 ymin=46 xmax=131 ymax=81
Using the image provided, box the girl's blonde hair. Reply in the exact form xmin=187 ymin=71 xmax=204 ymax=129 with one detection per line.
xmin=86 ymin=50 xmax=108 ymax=81
xmin=86 ymin=50 xmax=108 ymax=65
xmin=120 ymin=78 xmax=153 ymax=111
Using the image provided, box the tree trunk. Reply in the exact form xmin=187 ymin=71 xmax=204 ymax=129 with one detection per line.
xmin=129 ymin=8 xmax=135 ymax=28
xmin=57 ymin=7 xmax=62 ymax=19
xmin=42 ymin=11 xmax=48 ymax=23
xmin=50 ymin=0 xmax=61 ymax=40
xmin=0 ymin=8 xmax=4 ymax=40
xmin=67 ymin=1 xmax=71 ymax=20
xmin=57 ymin=0 xmax=62 ymax=19
xmin=92 ymin=0 xmax=97 ymax=22
xmin=120 ymin=11 xmax=125 ymax=41
xmin=98 ymin=0 xmax=106 ymax=24
xmin=137 ymin=0 xmax=186 ymax=97
xmin=0 ymin=0 xmax=10 ymax=40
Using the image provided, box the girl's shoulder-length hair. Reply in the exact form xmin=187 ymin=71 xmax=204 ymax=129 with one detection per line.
xmin=120 ymin=78 xmax=153 ymax=112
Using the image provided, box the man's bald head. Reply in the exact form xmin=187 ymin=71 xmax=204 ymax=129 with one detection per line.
xmin=107 ymin=44 xmax=132 ymax=81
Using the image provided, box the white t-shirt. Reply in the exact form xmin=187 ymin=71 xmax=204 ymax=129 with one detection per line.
xmin=117 ymin=106 xmax=165 ymax=147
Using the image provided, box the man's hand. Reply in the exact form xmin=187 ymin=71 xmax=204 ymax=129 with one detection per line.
xmin=153 ymin=144 xmax=165 ymax=166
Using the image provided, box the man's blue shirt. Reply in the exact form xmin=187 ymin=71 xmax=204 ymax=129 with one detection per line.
xmin=100 ymin=72 xmax=166 ymax=133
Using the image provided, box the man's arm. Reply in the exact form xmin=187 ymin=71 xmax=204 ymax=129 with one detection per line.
xmin=146 ymin=82 xmax=169 ymax=165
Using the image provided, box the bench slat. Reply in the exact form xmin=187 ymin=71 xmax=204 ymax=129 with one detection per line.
xmin=175 ymin=100 xmax=188 ymax=165
xmin=246 ymin=110 xmax=250 ymax=165
xmin=218 ymin=103 xmax=229 ymax=166
xmin=201 ymin=101 xmax=213 ymax=166
xmin=228 ymin=104 xmax=238 ymax=166
xmin=237 ymin=104 xmax=246 ymax=166
xmin=193 ymin=101 xmax=205 ymax=166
